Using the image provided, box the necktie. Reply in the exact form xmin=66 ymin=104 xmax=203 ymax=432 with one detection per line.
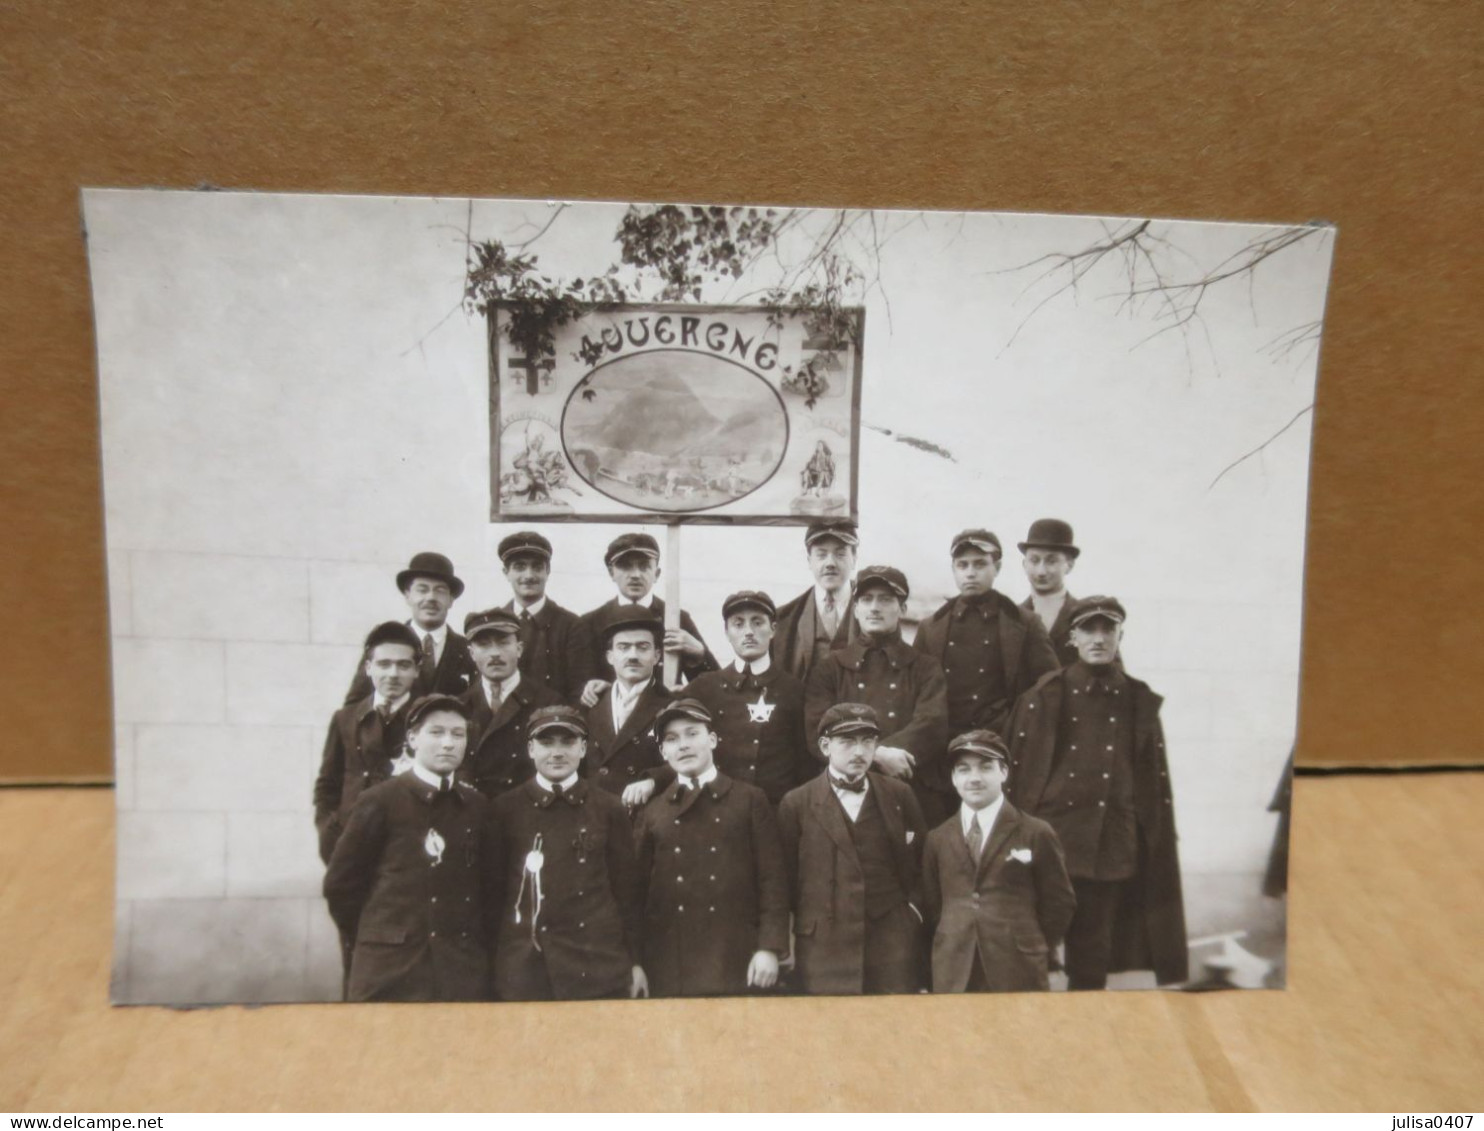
xmin=420 ymin=633 xmax=436 ymax=684
xmin=966 ymin=813 xmax=983 ymax=860
xmin=438 ymin=776 xmax=451 ymax=794
xmin=683 ymin=775 xmax=702 ymax=791
xmin=822 ymin=593 xmax=838 ymax=638
xmin=488 ymin=680 xmax=503 ymax=713
xmin=832 ymin=774 xmax=866 ymax=794
xmin=550 ymin=782 xmax=565 ymax=800
xmin=376 ymin=702 xmax=392 ymax=726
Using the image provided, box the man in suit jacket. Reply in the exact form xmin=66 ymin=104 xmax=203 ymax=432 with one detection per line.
xmin=922 ymin=730 xmax=1076 ymax=993
xmin=584 ymin=606 xmax=674 ymax=809
xmin=686 ymin=590 xmax=814 ymax=806
xmin=314 ymin=621 xmax=420 ymax=866
xmin=323 ymin=694 xmax=501 ymax=1002
xmin=771 ymin=520 xmax=861 ymax=682
xmin=911 ymin=527 xmax=1060 ymax=739
xmin=805 ymin=565 xmax=952 ymax=825
xmin=778 ymin=703 xmax=927 ymax=995
xmin=456 ymin=607 xmax=563 ymax=799
xmin=490 ymin=706 xmax=646 ymax=1001
xmin=578 ymin=532 xmax=717 ymax=705
xmin=498 ymin=530 xmax=595 ymax=705
xmin=1018 ymin=518 xmax=1081 ymax=668
xmin=343 ymin=551 xmax=478 ymax=704
xmin=634 ymin=698 xmax=790 ymax=998
xmin=1006 ymin=596 xmax=1187 ymax=988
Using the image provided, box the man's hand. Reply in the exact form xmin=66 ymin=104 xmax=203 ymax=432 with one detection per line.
xmin=580 ymin=678 xmax=611 ymax=708
xmin=663 ymin=628 xmax=705 ymax=659
xmin=629 ymin=965 xmax=650 ymax=999
xmin=746 ymin=950 xmax=780 ymax=989
xmin=873 ymin=745 xmax=916 ymax=779
xmin=622 ymin=779 xmax=657 ymax=810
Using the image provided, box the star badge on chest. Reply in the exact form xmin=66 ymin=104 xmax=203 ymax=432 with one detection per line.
xmin=746 ymin=690 xmax=776 ymax=724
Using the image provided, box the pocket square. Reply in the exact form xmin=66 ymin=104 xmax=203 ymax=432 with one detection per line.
xmin=1008 ymin=847 xmax=1032 ymax=864
xmin=905 ymin=831 xmax=916 ymax=845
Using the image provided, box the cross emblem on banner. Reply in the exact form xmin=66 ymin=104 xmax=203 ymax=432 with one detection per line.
xmin=508 ymin=353 xmax=555 ymax=395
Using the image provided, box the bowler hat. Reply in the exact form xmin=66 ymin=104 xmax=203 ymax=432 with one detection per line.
xmin=463 ymin=606 xmax=523 ymax=641
xmin=1017 ymin=519 xmax=1080 ymax=559
xmin=1068 ymin=595 xmax=1126 ymax=629
xmin=498 ymin=531 xmax=553 ymax=565
xmin=817 ymin=702 xmax=883 ymax=739
xmin=804 ymin=521 xmax=859 ymax=549
xmin=406 ymin=693 xmax=472 ymax=731
xmin=605 ymin=532 xmax=660 ymax=567
xmin=721 ymin=590 xmax=778 ymax=620
xmin=949 ymin=528 xmax=1002 ymax=560
xmin=855 ymin=564 xmax=909 ymax=600
xmin=600 ymin=605 xmax=664 ymax=645
xmin=653 ymin=698 xmax=714 ymax=736
xmin=528 ymin=704 xmax=588 ymax=738
xmin=948 ymin=729 xmax=1010 ymax=766
xmin=396 ymin=551 xmax=465 ymax=599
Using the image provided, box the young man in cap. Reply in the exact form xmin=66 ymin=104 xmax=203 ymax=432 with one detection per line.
xmin=922 ymin=730 xmax=1076 ymax=993
xmin=497 ymin=530 xmax=595 ymax=705
xmin=490 ymin=705 xmax=647 ymax=1001
xmin=777 ymin=703 xmax=928 ymax=995
xmin=578 ymin=532 xmax=717 ymax=705
xmin=684 ymin=590 xmax=813 ymax=807
xmin=584 ymin=606 xmax=675 ymax=809
xmin=343 ymin=552 xmax=477 ymax=704
xmin=314 ymin=621 xmax=422 ymax=866
xmin=805 ymin=565 xmax=951 ymax=825
xmin=771 ymin=521 xmax=860 ymax=682
xmin=1006 ymin=596 xmax=1187 ymax=989
xmin=1018 ymin=518 xmax=1081 ymax=667
xmin=633 ymin=698 xmax=790 ymax=998
xmin=456 ymin=607 xmax=564 ymax=799
xmin=912 ymin=527 xmax=1060 ymax=740
xmin=323 ymin=694 xmax=501 ymax=1002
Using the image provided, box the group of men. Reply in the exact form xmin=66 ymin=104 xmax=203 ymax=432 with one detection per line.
xmin=313 ymin=518 xmax=1186 ymax=1002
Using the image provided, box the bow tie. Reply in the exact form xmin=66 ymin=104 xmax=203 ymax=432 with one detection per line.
xmin=831 ymin=774 xmax=867 ymax=794
xmin=541 ymin=782 xmax=578 ymax=806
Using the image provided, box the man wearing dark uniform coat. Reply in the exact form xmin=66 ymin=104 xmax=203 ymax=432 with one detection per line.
xmin=315 ymin=621 xmax=421 ymax=866
xmin=1006 ymin=596 xmax=1188 ymax=989
xmin=497 ymin=530 xmax=596 ymax=705
xmin=911 ymin=527 xmax=1060 ymax=740
xmin=777 ymin=703 xmax=928 ymax=995
xmin=685 ymin=590 xmax=814 ymax=806
xmin=343 ymin=551 xmax=478 ymax=704
xmin=324 ymin=694 xmax=501 ymax=1002
xmin=1018 ymin=519 xmax=1081 ymax=668
xmin=584 ymin=606 xmax=675 ymax=810
xmin=922 ymin=730 xmax=1076 ymax=993
xmin=490 ymin=706 xmax=647 ymax=1001
xmin=577 ymin=532 xmax=718 ymax=706
xmin=770 ymin=521 xmax=861 ymax=682
xmin=634 ymin=699 xmax=790 ymax=998
xmin=456 ymin=607 xmax=563 ymax=799
xmin=805 ymin=565 xmax=952 ymax=826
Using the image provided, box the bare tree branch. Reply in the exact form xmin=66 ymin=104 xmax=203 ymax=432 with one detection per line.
xmin=1208 ymin=403 xmax=1313 ymax=489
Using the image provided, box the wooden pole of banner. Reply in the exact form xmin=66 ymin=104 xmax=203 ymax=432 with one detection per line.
xmin=663 ymin=523 xmax=683 ymax=689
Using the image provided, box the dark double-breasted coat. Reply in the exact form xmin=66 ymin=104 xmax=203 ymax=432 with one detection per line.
xmin=579 ymin=597 xmax=719 ymax=684
xmin=770 ymin=585 xmax=859 ymax=682
xmin=323 ymin=771 xmax=501 ymax=1002
xmin=685 ymin=664 xmax=814 ymax=805
xmin=634 ymin=773 xmax=791 ymax=997
xmin=1005 ymin=667 xmax=1188 ymax=985
xmin=921 ymin=800 xmax=1076 ymax=993
xmin=456 ymin=678 xmax=565 ymax=799
xmin=776 ymin=772 xmax=927 ymax=995
xmin=584 ymin=679 xmax=674 ymax=795
xmin=313 ymin=695 xmax=410 ymax=864
xmin=503 ymin=598 xmax=595 ymax=705
xmin=343 ymin=624 xmax=478 ymax=705
xmin=911 ymin=590 xmax=1060 ymax=737
xmin=1019 ymin=591 xmax=1078 ymax=668
xmin=489 ymin=778 xmax=642 ymax=1000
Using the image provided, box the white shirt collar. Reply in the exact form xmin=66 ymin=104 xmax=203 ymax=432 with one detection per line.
xmin=682 ymin=764 xmax=719 ymax=789
xmin=514 ymin=596 xmax=547 ymax=617
xmin=411 ymin=762 xmax=454 ymax=791
xmin=612 ymin=675 xmax=648 ymax=703
xmin=732 ymin=654 xmax=772 ymax=676
xmin=829 ymin=770 xmax=869 ymax=792
xmin=620 ymin=592 xmax=656 ymax=609
xmin=535 ymin=771 xmax=579 ymax=792
xmin=410 ymin=621 xmax=448 ymax=645
xmin=485 ymin=670 xmax=521 ymax=705
xmin=814 ymin=582 xmax=849 ymax=611
xmin=961 ymin=794 xmax=1005 ymax=836
xmin=372 ymin=691 xmax=411 ymax=714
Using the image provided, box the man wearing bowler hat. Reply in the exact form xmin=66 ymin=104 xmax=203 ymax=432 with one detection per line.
xmin=771 ymin=521 xmax=861 ymax=682
xmin=777 ymin=703 xmax=927 ymax=995
xmin=1006 ymin=596 xmax=1187 ymax=989
xmin=583 ymin=605 xmax=675 ymax=809
xmin=497 ymin=530 xmax=596 ymax=705
xmin=577 ymin=532 xmax=718 ymax=705
xmin=912 ymin=527 xmax=1060 ymax=740
xmin=456 ymin=606 xmax=564 ymax=799
xmin=1018 ymin=519 xmax=1081 ymax=667
xmin=343 ymin=551 xmax=478 ymax=704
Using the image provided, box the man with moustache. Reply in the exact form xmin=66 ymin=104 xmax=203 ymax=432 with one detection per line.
xmin=804 ymin=565 xmax=951 ymax=825
xmin=1018 ymin=519 xmax=1081 ymax=668
xmin=497 ymin=531 xmax=595 ymax=705
xmin=344 ymin=552 xmax=477 ymax=704
xmin=456 ymin=607 xmax=563 ymax=799
xmin=685 ymin=590 xmax=813 ymax=806
xmin=584 ymin=606 xmax=675 ymax=810
xmin=771 ymin=521 xmax=860 ymax=682
xmin=1006 ymin=597 xmax=1187 ymax=989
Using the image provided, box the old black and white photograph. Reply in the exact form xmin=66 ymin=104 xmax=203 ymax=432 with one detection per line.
xmin=85 ymin=190 xmax=1333 ymax=1004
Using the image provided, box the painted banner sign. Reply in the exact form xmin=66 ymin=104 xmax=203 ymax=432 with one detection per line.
xmin=488 ymin=304 xmax=862 ymax=524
